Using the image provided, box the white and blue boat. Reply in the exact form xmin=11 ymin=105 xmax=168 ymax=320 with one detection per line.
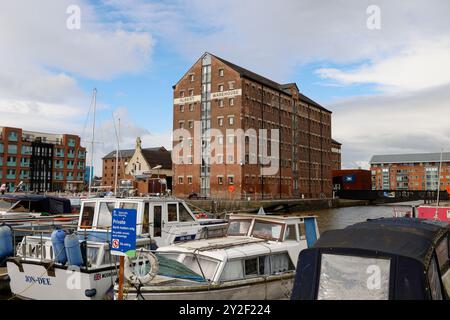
xmin=6 ymin=197 xmax=227 ymax=300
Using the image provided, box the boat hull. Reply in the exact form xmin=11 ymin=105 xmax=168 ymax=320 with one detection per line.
xmin=119 ymin=275 xmax=295 ymax=300
xmin=7 ymin=260 xmax=116 ymax=300
xmin=417 ymin=206 xmax=450 ymax=222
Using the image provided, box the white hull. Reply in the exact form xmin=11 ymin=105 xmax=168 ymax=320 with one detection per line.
xmin=7 ymin=261 xmax=116 ymax=300
xmin=120 ymin=276 xmax=294 ymax=300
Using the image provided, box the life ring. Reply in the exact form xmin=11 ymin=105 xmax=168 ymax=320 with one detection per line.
xmin=124 ymin=248 xmax=159 ymax=286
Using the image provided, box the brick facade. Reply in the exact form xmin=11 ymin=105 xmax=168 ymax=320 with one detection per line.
xmin=172 ymin=53 xmax=335 ymax=199
xmin=0 ymin=126 xmax=86 ymax=192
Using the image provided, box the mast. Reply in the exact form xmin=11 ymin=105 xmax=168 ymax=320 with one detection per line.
xmin=88 ymin=88 xmax=97 ymax=197
xmin=434 ymin=149 xmax=444 ymax=220
xmin=113 ymin=116 xmax=121 ymax=196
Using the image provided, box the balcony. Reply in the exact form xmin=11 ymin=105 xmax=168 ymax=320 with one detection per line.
xmin=55 ymin=150 xmax=65 ymax=158
xmin=21 ymin=147 xmax=32 ymax=155
xmin=8 ymin=133 xmax=18 ymax=142
xmin=78 ymin=152 xmax=85 ymax=159
xmin=20 ymin=161 xmax=30 ymax=168
xmin=54 ymin=162 xmax=64 ymax=169
xmin=7 ymin=160 xmax=16 ymax=167
xmin=68 ymin=139 xmax=76 ymax=147
xmin=54 ymin=175 xmax=64 ymax=181
xmin=66 ymin=176 xmax=73 ymax=181
xmin=67 ymin=164 xmax=74 ymax=170
xmin=67 ymin=152 xmax=75 ymax=159
xmin=6 ymin=174 xmax=16 ymax=180
xmin=8 ymin=146 xmax=17 ymax=154
xmin=20 ymin=173 xmax=29 ymax=180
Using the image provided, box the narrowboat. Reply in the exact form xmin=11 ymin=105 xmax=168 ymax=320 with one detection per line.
xmin=291 ymin=217 xmax=450 ymax=300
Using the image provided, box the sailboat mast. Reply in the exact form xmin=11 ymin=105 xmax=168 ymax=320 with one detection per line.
xmin=88 ymin=88 xmax=97 ymax=197
xmin=114 ymin=117 xmax=121 ymax=196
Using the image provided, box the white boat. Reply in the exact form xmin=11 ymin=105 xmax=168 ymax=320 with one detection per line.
xmin=116 ymin=213 xmax=319 ymax=300
xmin=6 ymin=197 xmax=227 ymax=300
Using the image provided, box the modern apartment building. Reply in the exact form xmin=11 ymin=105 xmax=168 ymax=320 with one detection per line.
xmin=370 ymin=152 xmax=450 ymax=191
xmin=172 ymin=52 xmax=335 ymax=199
xmin=0 ymin=126 xmax=86 ymax=192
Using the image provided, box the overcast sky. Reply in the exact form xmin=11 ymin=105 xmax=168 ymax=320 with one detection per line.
xmin=1 ymin=0 xmax=450 ymax=173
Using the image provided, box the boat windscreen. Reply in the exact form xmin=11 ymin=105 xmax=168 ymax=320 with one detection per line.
xmin=155 ymin=254 xmax=206 ymax=282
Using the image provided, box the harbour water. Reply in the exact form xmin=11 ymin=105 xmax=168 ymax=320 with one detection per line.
xmin=0 ymin=202 xmax=419 ymax=300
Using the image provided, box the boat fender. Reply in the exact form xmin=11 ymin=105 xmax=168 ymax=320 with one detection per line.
xmin=64 ymin=233 xmax=83 ymax=267
xmin=51 ymin=229 xmax=67 ymax=264
xmin=0 ymin=224 xmax=14 ymax=262
xmin=124 ymin=249 xmax=158 ymax=286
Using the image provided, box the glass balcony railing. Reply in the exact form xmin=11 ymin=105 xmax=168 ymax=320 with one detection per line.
xmin=20 ymin=161 xmax=30 ymax=167
xmin=20 ymin=174 xmax=29 ymax=180
xmin=8 ymin=134 xmax=18 ymax=142
xmin=78 ymin=152 xmax=85 ymax=159
xmin=67 ymin=164 xmax=74 ymax=170
xmin=68 ymin=140 xmax=76 ymax=147
xmin=66 ymin=176 xmax=73 ymax=181
xmin=68 ymin=152 xmax=75 ymax=158
xmin=54 ymin=175 xmax=64 ymax=181
xmin=54 ymin=162 xmax=64 ymax=169
xmin=7 ymin=161 xmax=16 ymax=167
xmin=6 ymin=174 xmax=16 ymax=180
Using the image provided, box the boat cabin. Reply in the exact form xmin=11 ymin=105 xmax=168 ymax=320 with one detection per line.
xmin=291 ymin=218 xmax=450 ymax=300
xmin=153 ymin=214 xmax=319 ymax=284
xmin=77 ymin=197 xmax=225 ymax=246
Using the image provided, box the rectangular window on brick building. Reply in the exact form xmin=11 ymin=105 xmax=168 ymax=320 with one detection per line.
xmin=187 ymin=176 xmax=193 ymax=184
xmin=189 ymin=89 xmax=194 ymax=96
xmin=189 ymin=74 xmax=194 ymax=82
xmin=188 ymin=121 xmax=194 ymax=129
xmin=228 ymin=176 xmax=234 ymax=185
xmin=218 ymin=117 xmax=224 ymax=127
xmin=218 ymin=99 xmax=224 ymax=108
xmin=229 ymin=116 xmax=235 ymax=125
xmin=179 ymin=105 xmax=184 ymax=112
xmin=189 ymin=104 xmax=194 ymax=112
xmin=229 ymin=98 xmax=234 ymax=106
xmin=218 ymin=176 xmax=223 ymax=185
xmin=219 ymin=69 xmax=224 ymax=77
xmin=178 ymin=176 xmax=184 ymax=184
xmin=218 ymin=84 xmax=224 ymax=92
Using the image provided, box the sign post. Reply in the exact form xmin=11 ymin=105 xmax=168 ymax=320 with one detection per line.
xmin=110 ymin=208 xmax=137 ymax=300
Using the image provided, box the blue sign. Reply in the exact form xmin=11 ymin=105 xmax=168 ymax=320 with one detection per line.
xmin=344 ymin=174 xmax=356 ymax=183
xmin=111 ymin=209 xmax=137 ymax=257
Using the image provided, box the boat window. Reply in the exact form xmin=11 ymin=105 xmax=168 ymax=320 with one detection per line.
xmin=227 ymin=219 xmax=252 ymax=236
xmin=119 ymin=202 xmax=138 ymax=210
xmin=0 ymin=199 xmax=11 ymax=210
xmin=298 ymin=223 xmax=306 ymax=240
xmin=435 ymin=236 xmax=449 ymax=269
xmin=168 ymin=204 xmax=178 ymax=222
xmin=428 ymin=256 xmax=443 ymax=300
xmin=154 ymin=205 xmax=162 ymax=237
xmin=8 ymin=201 xmax=30 ymax=213
xmin=258 ymin=256 xmax=270 ymax=275
xmin=179 ymin=203 xmax=194 ymax=222
xmin=142 ymin=203 xmax=150 ymax=234
xmin=80 ymin=202 xmax=96 ymax=229
xmin=221 ymin=260 xmax=244 ymax=281
xmin=244 ymin=258 xmax=258 ymax=277
xmin=97 ymin=202 xmax=115 ymax=230
xmin=86 ymin=246 xmax=99 ymax=266
xmin=270 ymin=253 xmax=295 ymax=274
xmin=180 ymin=255 xmax=219 ymax=281
xmin=317 ymin=254 xmax=390 ymax=300
xmin=285 ymin=224 xmax=297 ymax=241
xmin=252 ymin=221 xmax=283 ymax=241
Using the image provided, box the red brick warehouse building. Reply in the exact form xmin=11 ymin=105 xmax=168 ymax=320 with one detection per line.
xmin=0 ymin=126 xmax=86 ymax=192
xmin=172 ymin=53 xmax=337 ymax=199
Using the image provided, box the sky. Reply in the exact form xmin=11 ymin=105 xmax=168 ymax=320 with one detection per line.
xmin=1 ymin=0 xmax=450 ymax=174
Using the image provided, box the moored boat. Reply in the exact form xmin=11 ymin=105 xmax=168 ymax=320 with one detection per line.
xmin=116 ymin=213 xmax=319 ymax=300
xmin=6 ymin=197 xmax=227 ymax=300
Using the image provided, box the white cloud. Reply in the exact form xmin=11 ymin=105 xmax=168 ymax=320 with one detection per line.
xmin=332 ymin=84 xmax=450 ymax=169
xmin=316 ymin=38 xmax=450 ymax=92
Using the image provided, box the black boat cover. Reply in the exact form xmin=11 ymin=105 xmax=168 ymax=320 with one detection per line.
xmin=0 ymin=194 xmax=72 ymax=215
